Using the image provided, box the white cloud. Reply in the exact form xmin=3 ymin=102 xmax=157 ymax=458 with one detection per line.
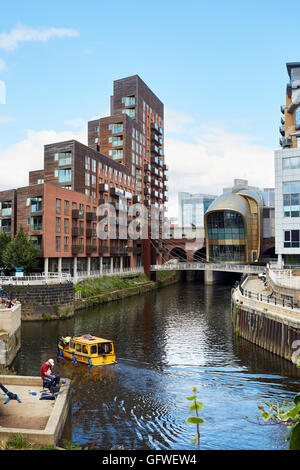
xmin=164 ymin=117 xmax=275 ymax=218
xmin=0 ymin=126 xmax=86 ymax=191
xmin=0 ymin=23 xmax=79 ymax=51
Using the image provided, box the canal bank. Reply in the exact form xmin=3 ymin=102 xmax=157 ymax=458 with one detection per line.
xmin=13 ymin=280 xmax=300 ymax=450
xmin=232 ymin=269 xmax=300 ymax=365
xmin=74 ymin=270 xmax=181 ymax=312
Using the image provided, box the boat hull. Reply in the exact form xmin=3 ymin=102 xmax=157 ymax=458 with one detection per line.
xmin=58 ymin=344 xmax=116 ymax=366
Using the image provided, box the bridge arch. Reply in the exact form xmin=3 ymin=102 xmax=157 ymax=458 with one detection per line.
xmin=169 ymin=247 xmax=187 ymax=261
xmin=193 ymin=248 xmax=206 ymax=262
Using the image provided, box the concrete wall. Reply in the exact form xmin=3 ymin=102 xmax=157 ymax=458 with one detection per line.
xmin=0 ymin=304 xmax=21 ymax=366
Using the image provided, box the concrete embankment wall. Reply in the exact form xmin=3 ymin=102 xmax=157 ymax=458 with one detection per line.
xmin=3 ymin=282 xmax=74 ymax=321
xmin=232 ymin=295 xmax=300 ymax=363
xmin=0 ymin=304 xmax=21 ymax=366
xmin=74 ymin=271 xmax=182 ymax=312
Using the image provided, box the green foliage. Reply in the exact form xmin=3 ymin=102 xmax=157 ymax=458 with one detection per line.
xmin=186 ymin=387 xmax=205 ymax=449
xmin=62 ymin=439 xmax=88 ymax=450
xmin=74 ymin=274 xmax=150 ymax=298
xmin=2 ymin=226 xmax=38 ymax=272
xmin=0 ymin=232 xmax=11 ymax=268
xmin=5 ymin=433 xmax=31 ymax=450
xmin=255 ymin=393 xmax=300 ymax=450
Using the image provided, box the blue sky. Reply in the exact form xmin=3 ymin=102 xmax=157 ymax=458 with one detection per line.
xmin=0 ymin=0 xmax=299 ymax=215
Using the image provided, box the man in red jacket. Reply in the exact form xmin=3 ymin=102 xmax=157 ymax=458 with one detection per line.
xmin=40 ymin=358 xmax=60 ymax=391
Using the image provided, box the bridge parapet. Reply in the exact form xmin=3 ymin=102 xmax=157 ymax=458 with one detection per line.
xmin=151 ymin=263 xmax=265 ymax=274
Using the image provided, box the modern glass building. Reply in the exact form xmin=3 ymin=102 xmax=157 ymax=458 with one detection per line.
xmin=275 ymin=62 xmax=300 ymax=267
xmin=178 ymin=192 xmax=217 ymax=228
xmin=204 ymin=182 xmax=274 ymax=264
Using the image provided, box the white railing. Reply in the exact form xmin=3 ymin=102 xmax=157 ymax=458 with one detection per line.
xmin=269 ymin=268 xmax=300 ymax=290
xmin=0 ymin=272 xmax=71 ymax=285
xmin=73 ymin=266 xmax=144 ymax=282
xmin=151 ymin=262 xmax=265 ymax=274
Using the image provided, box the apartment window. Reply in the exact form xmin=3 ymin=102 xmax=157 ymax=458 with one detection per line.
xmin=95 ymin=126 xmax=99 ymax=132
xmin=296 ymin=106 xmax=300 ymax=127
xmin=64 ymin=236 xmax=69 ymax=252
xmin=64 ymin=218 xmax=69 ymax=234
xmin=56 ymin=217 xmax=61 ymax=233
xmin=95 ymin=138 xmax=99 ymax=144
xmin=92 ymin=159 xmax=96 ymax=173
xmin=64 ymin=200 xmax=69 ymax=215
xmin=56 ymin=236 xmax=61 ymax=252
xmin=112 ymin=123 xmax=123 ymax=134
xmin=91 ymin=174 xmax=96 ymax=187
xmin=283 ymin=156 xmax=300 ymax=169
xmin=85 ymin=156 xmax=90 ymax=170
xmin=122 ymin=108 xmax=135 ymax=118
xmin=1 ymin=201 xmax=12 ymax=216
xmin=110 ymin=136 xmax=123 ymax=147
xmin=55 ymin=152 xmax=72 ymax=166
xmin=85 ymin=173 xmax=90 ymax=186
xmin=58 ymin=168 xmax=72 ymax=183
xmin=283 ymin=181 xmax=300 ymax=217
xmin=111 ymin=149 xmax=123 ymax=160
xmin=284 ymin=230 xmax=300 ymax=248
xmin=37 ymin=179 xmax=44 ymax=184
xmin=56 ymin=198 xmax=61 ymax=214
xmin=31 ymin=197 xmax=43 ymax=213
xmin=122 ymin=96 xmax=135 ymax=106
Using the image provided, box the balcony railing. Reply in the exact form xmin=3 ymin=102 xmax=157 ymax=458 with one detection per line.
xmin=72 ymin=209 xmax=84 ymax=219
xmin=72 ymin=244 xmax=84 ymax=254
xmin=72 ymin=226 xmax=84 ymax=236
xmin=30 ymin=225 xmax=43 ymax=232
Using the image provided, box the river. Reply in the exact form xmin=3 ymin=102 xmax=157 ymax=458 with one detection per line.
xmin=12 ymin=279 xmax=300 ymax=450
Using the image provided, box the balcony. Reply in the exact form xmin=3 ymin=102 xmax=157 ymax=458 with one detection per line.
xmin=86 ymin=245 xmax=93 ymax=255
xmin=99 ymin=183 xmax=109 ymax=192
xmin=72 ymin=226 xmax=84 ymax=236
xmin=1 ymin=208 xmax=12 ymax=217
xmin=86 ymin=228 xmax=97 ymax=237
xmin=30 ymin=224 xmax=43 ymax=232
xmin=281 ymin=105 xmax=286 ymax=114
xmin=72 ymin=209 xmax=84 ymax=219
xmin=151 ymin=145 xmax=159 ymax=155
xmin=279 ymin=125 xmax=285 ymax=136
xmin=72 ymin=244 xmax=84 ymax=255
xmin=280 ymin=136 xmax=293 ymax=148
xmin=86 ymin=212 xmax=97 ymax=221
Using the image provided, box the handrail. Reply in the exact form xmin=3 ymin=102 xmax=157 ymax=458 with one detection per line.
xmin=151 ymin=263 xmax=265 ymax=273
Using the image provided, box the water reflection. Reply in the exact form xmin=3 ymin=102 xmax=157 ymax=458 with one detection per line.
xmin=13 ymin=280 xmax=300 ymax=450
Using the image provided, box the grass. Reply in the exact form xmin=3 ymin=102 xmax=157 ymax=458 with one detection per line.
xmin=74 ymin=274 xmax=151 ymax=299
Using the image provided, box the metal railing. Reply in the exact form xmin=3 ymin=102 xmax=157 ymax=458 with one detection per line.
xmin=236 ymin=277 xmax=300 ymax=310
xmin=73 ymin=266 xmax=144 ymax=282
xmin=0 ymin=272 xmax=71 ymax=285
xmin=151 ymin=262 xmax=265 ymax=274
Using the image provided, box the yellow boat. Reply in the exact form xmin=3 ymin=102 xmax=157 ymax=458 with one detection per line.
xmin=57 ymin=334 xmax=116 ymax=366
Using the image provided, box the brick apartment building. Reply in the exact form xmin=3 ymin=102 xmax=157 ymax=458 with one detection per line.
xmin=0 ymin=75 xmax=168 ymax=275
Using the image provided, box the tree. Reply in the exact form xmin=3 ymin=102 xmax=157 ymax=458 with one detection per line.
xmin=0 ymin=232 xmax=11 ymax=268
xmin=2 ymin=226 xmax=38 ymax=273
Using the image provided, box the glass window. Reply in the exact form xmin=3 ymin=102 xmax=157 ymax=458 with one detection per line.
xmin=283 ymin=181 xmax=300 ymax=217
xmin=58 ymin=169 xmax=72 ymax=183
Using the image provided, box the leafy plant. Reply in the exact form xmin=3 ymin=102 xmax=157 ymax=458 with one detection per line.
xmin=5 ymin=433 xmax=31 ymax=450
xmin=186 ymin=387 xmax=205 ymax=449
xmin=248 ymin=393 xmax=300 ymax=450
xmin=2 ymin=226 xmax=38 ymax=273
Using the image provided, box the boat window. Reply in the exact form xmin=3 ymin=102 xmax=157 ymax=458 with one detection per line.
xmin=90 ymin=345 xmax=97 ymax=354
xmin=105 ymin=343 xmax=112 ymax=353
xmin=98 ymin=343 xmax=106 ymax=355
xmin=75 ymin=343 xmax=82 ymax=352
xmin=70 ymin=342 xmax=75 ymax=350
xmin=82 ymin=345 xmax=88 ymax=354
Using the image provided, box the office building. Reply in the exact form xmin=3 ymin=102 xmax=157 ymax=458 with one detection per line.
xmin=275 ymin=62 xmax=300 ymax=267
